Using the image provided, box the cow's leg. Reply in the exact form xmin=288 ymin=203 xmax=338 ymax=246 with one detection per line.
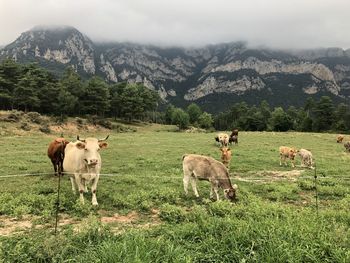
xmin=291 ymin=159 xmax=295 ymax=168
xmin=70 ymin=177 xmax=76 ymax=193
xmin=74 ymin=174 xmax=85 ymax=204
xmin=183 ymin=167 xmax=192 ymax=195
xmin=213 ymin=186 xmax=220 ymax=201
xmin=210 ymin=185 xmax=215 ymax=199
xmin=190 ymin=177 xmax=199 ymax=197
xmin=183 ymin=175 xmax=190 ymax=195
xmin=51 ymin=160 xmax=57 ymax=175
xmin=81 ymin=178 xmax=88 ymax=193
xmin=91 ymin=174 xmax=99 ymax=206
xmin=279 ymin=154 xmax=282 ymax=166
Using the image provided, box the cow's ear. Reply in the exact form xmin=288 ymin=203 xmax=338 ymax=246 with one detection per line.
xmin=232 ymin=184 xmax=238 ymax=190
xmin=76 ymin=142 xmax=85 ymax=149
xmin=99 ymin=142 xmax=108 ymax=149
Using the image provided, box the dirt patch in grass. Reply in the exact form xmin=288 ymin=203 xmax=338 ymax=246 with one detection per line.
xmin=0 ymin=215 xmax=34 ymax=236
xmin=233 ymin=169 xmax=305 ymax=183
xmin=0 ymin=210 xmax=161 ymax=236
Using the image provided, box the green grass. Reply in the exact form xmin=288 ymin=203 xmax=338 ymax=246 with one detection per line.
xmin=0 ymin=129 xmax=349 ymax=262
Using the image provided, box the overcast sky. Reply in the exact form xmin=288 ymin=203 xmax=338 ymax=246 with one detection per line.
xmin=1 ymin=0 xmax=349 ymax=49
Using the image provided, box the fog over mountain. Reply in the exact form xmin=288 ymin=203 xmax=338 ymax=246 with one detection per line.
xmin=1 ymin=0 xmax=350 ymax=49
xmin=2 ymin=26 xmax=350 ymax=112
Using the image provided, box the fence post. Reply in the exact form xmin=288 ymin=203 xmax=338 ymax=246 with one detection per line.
xmin=313 ymin=164 xmax=319 ymax=217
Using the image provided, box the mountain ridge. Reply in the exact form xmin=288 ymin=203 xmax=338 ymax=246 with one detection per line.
xmin=1 ymin=26 xmax=350 ymax=112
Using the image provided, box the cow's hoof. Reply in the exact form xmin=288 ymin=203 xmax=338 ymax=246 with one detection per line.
xmin=92 ymin=202 xmax=98 ymax=206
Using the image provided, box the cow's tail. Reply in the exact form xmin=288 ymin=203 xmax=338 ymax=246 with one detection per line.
xmin=182 ymin=154 xmax=188 ymax=160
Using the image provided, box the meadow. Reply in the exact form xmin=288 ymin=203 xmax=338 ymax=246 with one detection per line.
xmin=0 ymin=125 xmax=349 ymax=262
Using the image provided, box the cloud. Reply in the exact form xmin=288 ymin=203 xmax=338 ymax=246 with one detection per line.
xmin=1 ymin=0 xmax=350 ymax=49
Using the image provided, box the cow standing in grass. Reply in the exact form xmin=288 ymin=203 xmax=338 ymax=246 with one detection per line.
xmin=220 ymin=147 xmax=232 ymax=168
xmin=182 ymin=154 xmax=237 ymax=202
xmin=63 ymin=135 xmax=109 ymax=205
xmin=279 ymin=146 xmax=298 ymax=168
xmin=297 ymin=148 xmax=314 ymax=169
xmin=215 ymin=133 xmax=229 ymax=147
xmin=47 ymin=138 xmax=70 ymax=175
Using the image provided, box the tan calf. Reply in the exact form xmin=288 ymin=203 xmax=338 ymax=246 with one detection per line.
xmin=279 ymin=146 xmax=298 ymax=168
xmin=337 ymin=135 xmax=344 ymax=143
xmin=220 ymin=147 xmax=232 ymax=168
xmin=297 ymin=148 xmax=314 ymax=169
xmin=182 ymin=154 xmax=237 ymax=202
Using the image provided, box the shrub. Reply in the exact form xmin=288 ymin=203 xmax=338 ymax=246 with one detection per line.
xmin=2 ymin=110 xmax=24 ymax=122
xmin=26 ymin=112 xmax=42 ymax=124
xmin=39 ymin=124 xmax=51 ymax=134
xmin=20 ymin=122 xmax=31 ymax=131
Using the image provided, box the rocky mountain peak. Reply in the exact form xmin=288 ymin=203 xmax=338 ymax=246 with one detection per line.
xmin=1 ymin=26 xmax=350 ymax=112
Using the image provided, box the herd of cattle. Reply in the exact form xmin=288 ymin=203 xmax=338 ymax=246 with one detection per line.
xmin=46 ymin=131 xmax=347 ymax=205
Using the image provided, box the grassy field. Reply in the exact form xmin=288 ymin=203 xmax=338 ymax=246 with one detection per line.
xmin=0 ymin=126 xmax=349 ymax=262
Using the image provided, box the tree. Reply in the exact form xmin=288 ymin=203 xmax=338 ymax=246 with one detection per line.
xmin=59 ymin=67 xmax=84 ymax=114
xmin=172 ymin=108 xmax=190 ymax=129
xmin=53 ymin=86 xmax=78 ymax=117
xmin=165 ymin=104 xmax=175 ymax=124
xmin=269 ymin=107 xmax=293 ymax=131
xmin=198 ymin=112 xmax=214 ymax=129
xmin=0 ymin=59 xmax=22 ymax=109
xmin=187 ymin=103 xmax=202 ymax=125
xmin=81 ymin=77 xmax=110 ymax=116
xmin=313 ymin=96 xmax=334 ymax=131
xmin=13 ymin=71 xmax=40 ymax=112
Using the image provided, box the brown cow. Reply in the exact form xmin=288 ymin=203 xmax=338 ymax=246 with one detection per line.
xmin=344 ymin=141 xmax=350 ymax=152
xmin=279 ymin=146 xmax=298 ymax=168
xmin=47 ymin=138 xmax=69 ymax=175
xmin=229 ymin=129 xmax=239 ymax=145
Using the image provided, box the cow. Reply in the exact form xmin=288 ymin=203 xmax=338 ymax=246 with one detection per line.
xmin=47 ymin=137 xmax=70 ymax=175
xmin=279 ymin=146 xmax=298 ymax=168
xmin=297 ymin=148 xmax=314 ymax=169
xmin=229 ymin=129 xmax=239 ymax=145
xmin=215 ymin=133 xmax=229 ymax=147
xmin=220 ymin=147 xmax=232 ymax=168
xmin=231 ymin=129 xmax=239 ymax=136
xmin=63 ymin=135 xmax=109 ymax=205
xmin=337 ymin=135 xmax=345 ymax=143
xmin=344 ymin=141 xmax=350 ymax=152
xmin=182 ymin=154 xmax=237 ymax=202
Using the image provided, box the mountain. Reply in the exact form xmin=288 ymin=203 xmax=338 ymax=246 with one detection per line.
xmin=1 ymin=26 xmax=350 ymax=112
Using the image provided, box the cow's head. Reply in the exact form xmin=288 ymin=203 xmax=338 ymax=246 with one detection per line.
xmin=224 ymin=184 xmax=238 ymax=202
xmin=289 ymin=148 xmax=297 ymax=159
xmin=220 ymin=147 xmax=232 ymax=160
xmin=76 ymin=135 xmax=109 ymax=167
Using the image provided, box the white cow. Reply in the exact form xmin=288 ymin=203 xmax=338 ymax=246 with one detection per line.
xmin=63 ymin=135 xmax=109 ymax=205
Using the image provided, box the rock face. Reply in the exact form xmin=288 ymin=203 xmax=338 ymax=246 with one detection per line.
xmin=1 ymin=26 xmax=350 ymax=111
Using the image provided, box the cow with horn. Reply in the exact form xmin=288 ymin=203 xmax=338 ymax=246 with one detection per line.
xmin=63 ymin=135 xmax=109 ymax=205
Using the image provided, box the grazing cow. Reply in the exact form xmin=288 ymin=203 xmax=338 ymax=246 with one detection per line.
xmin=182 ymin=154 xmax=237 ymax=202
xmin=344 ymin=141 xmax=350 ymax=152
xmin=47 ymin=138 xmax=69 ymax=175
xmin=337 ymin=135 xmax=345 ymax=143
xmin=63 ymin=135 xmax=109 ymax=205
xmin=297 ymin=148 xmax=314 ymax=169
xmin=279 ymin=146 xmax=298 ymax=168
xmin=215 ymin=133 xmax=229 ymax=147
xmin=220 ymin=147 xmax=232 ymax=168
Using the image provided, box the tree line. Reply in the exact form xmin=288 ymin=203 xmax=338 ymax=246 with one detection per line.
xmin=214 ymin=98 xmax=350 ymax=132
xmin=0 ymin=59 xmax=160 ymax=120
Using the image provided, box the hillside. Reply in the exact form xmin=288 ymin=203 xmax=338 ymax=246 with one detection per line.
xmin=1 ymin=26 xmax=350 ymax=112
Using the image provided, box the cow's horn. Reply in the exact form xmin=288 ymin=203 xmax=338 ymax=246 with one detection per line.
xmin=77 ymin=135 xmax=86 ymax=143
xmin=98 ymin=135 xmax=109 ymax=142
